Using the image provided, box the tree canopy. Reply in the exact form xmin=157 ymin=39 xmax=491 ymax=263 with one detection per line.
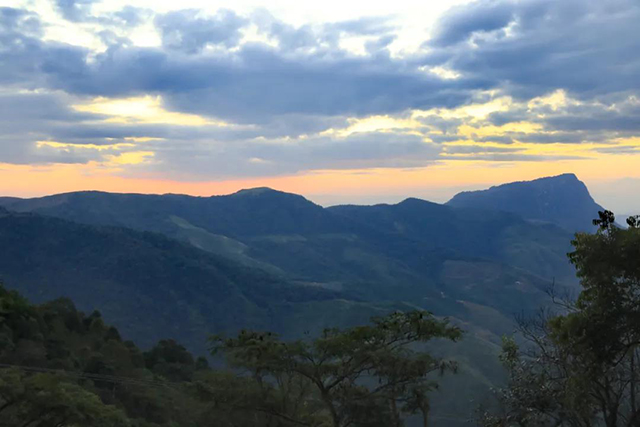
xmin=211 ymin=311 xmax=462 ymax=427
xmin=1 ymin=281 xmax=463 ymax=427
xmin=481 ymin=211 xmax=640 ymax=427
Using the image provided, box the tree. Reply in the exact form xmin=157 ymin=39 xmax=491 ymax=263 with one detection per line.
xmin=0 ymin=368 xmax=130 ymax=427
xmin=211 ymin=310 xmax=462 ymax=427
xmin=481 ymin=211 xmax=640 ymax=427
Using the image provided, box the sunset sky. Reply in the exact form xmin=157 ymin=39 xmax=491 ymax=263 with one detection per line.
xmin=1 ymin=0 xmax=639 ymax=212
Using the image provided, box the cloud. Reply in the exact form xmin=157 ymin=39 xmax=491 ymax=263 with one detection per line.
xmin=135 ymin=132 xmax=441 ymax=180
xmin=443 ymin=145 xmax=521 ymax=155
xmin=155 ymin=9 xmax=248 ymax=53
xmin=55 ymin=0 xmax=96 ymax=22
xmin=0 ymin=90 xmax=439 ymax=178
xmin=543 ymin=101 xmax=640 ymax=132
xmin=430 ymin=0 xmax=515 ymax=47
xmin=35 ymin=41 xmax=483 ymax=124
xmin=0 ymin=6 xmax=487 ymax=127
xmin=0 ymin=8 xmax=46 ymax=87
xmin=593 ymin=146 xmax=640 ymax=155
xmin=425 ymin=0 xmax=640 ymax=100
xmin=254 ymin=12 xmax=396 ymax=53
xmin=55 ymin=0 xmax=150 ymax=27
xmin=1 ymin=0 xmax=639 ymax=180
xmin=443 ymin=153 xmax=586 ymax=162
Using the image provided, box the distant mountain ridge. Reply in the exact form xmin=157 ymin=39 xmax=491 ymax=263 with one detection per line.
xmin=0 ymin=183 xmax=578 ymax=285
xmin=446 ymin=173 xmax=604 ymax=232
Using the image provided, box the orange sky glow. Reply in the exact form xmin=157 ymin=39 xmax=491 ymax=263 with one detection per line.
xmin=2 ymin=153 xmax=639 ymax=209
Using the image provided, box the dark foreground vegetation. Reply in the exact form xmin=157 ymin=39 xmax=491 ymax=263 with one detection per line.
xmin=1 ymin=211 xmax=638 ymax=426
xmin=481 ymin=212 xmax=640 ymax=426
xmin=0 ymin=283 xmax=460 ymax=427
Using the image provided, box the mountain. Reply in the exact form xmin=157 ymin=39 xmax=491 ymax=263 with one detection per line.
xmin=0 ymin=186 xmax=578 ymax=323
xmin=0 ymin=209 xmax=361 ymax=355
xmin=446 ymin=173 xmax=604 ymax=232
xmin=328 ymin=197 xmax=575 ymax=283
xmin=0 ymin=186 xmax=576 ymax=284
xmin=0 ymin=178 xmax=592 ymax=425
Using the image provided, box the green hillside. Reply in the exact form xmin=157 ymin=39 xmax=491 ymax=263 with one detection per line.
xmin=0 ymin=208 xmax=539 ymax=425
xmin=0 ymin=210 xmax=345 ymax=353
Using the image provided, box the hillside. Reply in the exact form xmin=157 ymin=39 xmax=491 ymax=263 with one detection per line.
xmin=0 ymin=283 xmax=503 ymax=427
xmin=446 ymin=173 xmax=604 ymax=232
xmin=0 ymin=284 xmax=210 ymax=426
xmin=0 ymin=209 xmax=348 ymax=353
xmin=0 ymin=208 xmax=553 ymax=425
xmin=328 ymin=197 xmax=575 ymax=283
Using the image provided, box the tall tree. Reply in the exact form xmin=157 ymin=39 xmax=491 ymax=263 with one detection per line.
xmin=211 ymin=311 xmax=462 ymax=427
xmin=481 ymin=211 xmax=640 ymax=427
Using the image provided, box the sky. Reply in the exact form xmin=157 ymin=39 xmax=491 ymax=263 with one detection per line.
xmin=0 ymin=0 xmax=639 ymax=212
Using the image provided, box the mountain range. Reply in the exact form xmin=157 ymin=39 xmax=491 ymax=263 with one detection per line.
xmin=0 ymin=173 xmax=608 ymax=425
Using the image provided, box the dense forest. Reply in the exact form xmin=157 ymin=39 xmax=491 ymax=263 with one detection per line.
xmin=1 ymin=211 xmax=639 ymax=426
xmin=0 ymin=281 xmax=461 ymax=426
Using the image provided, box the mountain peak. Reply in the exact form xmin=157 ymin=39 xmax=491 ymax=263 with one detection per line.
xmin=447 ymin=173 xmax=603 ymax=232
xmin=397 ymin=197 xmax=441 ymax=208
xmin=231 ymin=187 xmax=278 ymax=196
xmin=481 ymin=173 xmax=579 ymax=192
xmin=228 ymin=187 xmax=318 ymax=206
